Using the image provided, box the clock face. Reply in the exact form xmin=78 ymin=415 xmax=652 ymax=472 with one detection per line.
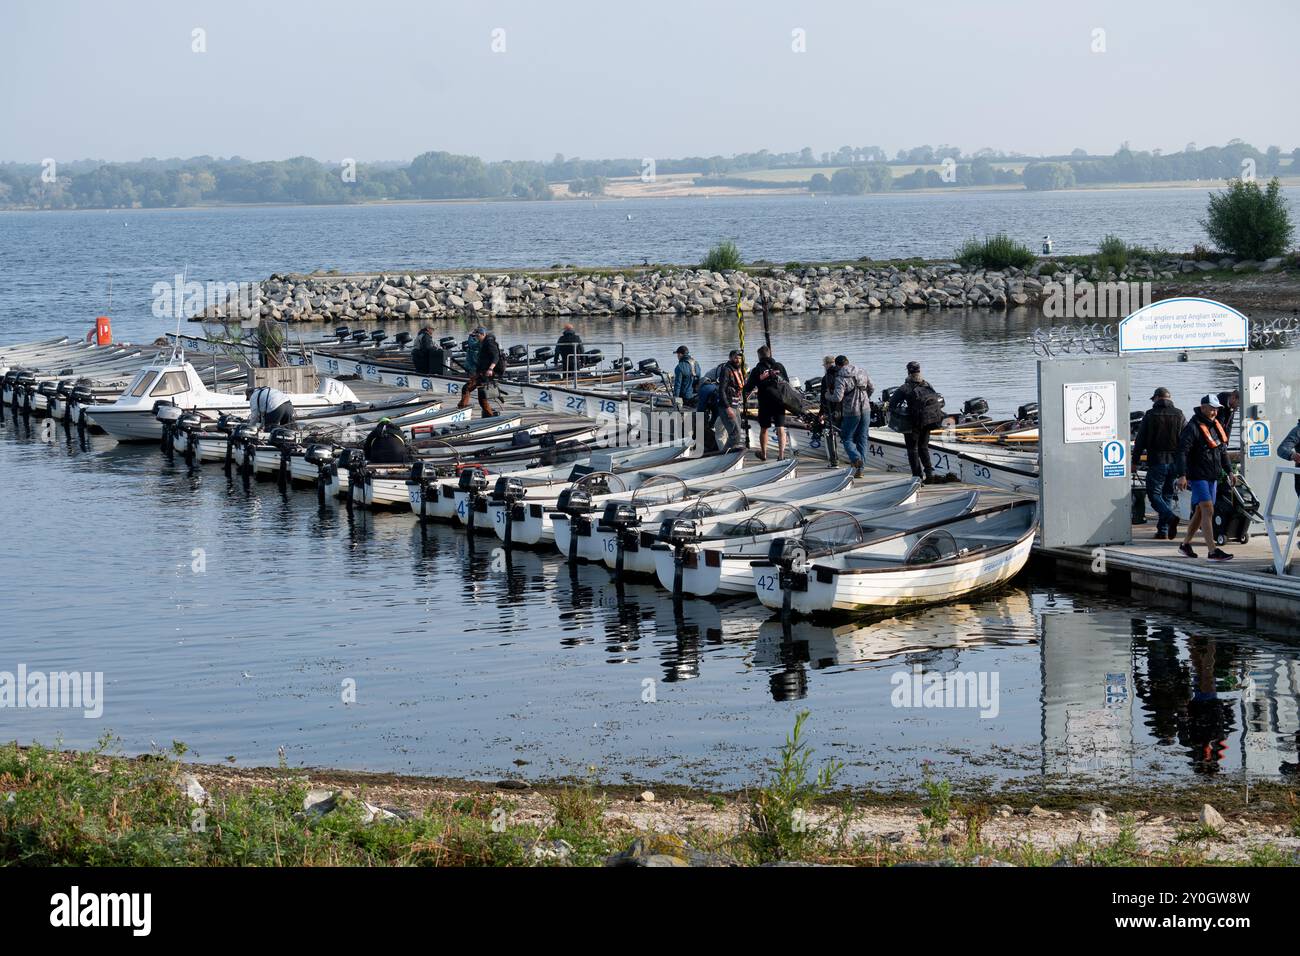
xmin=1075 ymin=390 xmax=1106 ymax=425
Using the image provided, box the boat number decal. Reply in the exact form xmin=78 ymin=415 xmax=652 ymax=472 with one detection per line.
xmin=757 ymin=574 xmax=777 ymax=592
xmin=325 ymin=359 xmax=339 ymax=373
xmin=538 ymin=390 xmax=552 ymax=404
xmin=971 ymin=463 xmax=992 ymax=480
xmin=395 ymin=376 xmax=408 ymax=387
xmin=446 ymin=382 xmax=458 ymax=394
xmin=420 ymin=378 xmax=432 ymax=390
xmin=566 ymin=396 xmax=585 ymax=411
xmin=457 ymin=500 xmax=467 ymax=517
xmin=931 ymin=452 xmax=950 ymax=471
xmin=605 ymin=537 xmax=616 ymax=553
xmin=868 ymin=443 xmax=885 ymax=458
xmin=599 ymin=400 xmax=618 ymax=414
xmin=352 ymin=363 xmax=363 ymax=375
xmin=495 ymin=509 xmax=505 ymax=523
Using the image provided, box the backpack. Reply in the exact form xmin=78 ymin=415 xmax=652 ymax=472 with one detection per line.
xmin=909 ymin=382 xmax=946 ymax=429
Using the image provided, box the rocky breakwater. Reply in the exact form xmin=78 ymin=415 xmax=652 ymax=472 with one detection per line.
xmin=194 ymin=255 xmax=1241 ymax=324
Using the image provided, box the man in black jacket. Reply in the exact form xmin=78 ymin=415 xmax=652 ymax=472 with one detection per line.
xmin=1176 ymin=394 xmax=1236 ymax=561
xmin=555 ymin=324 xmax=583 ymax=373
xmin=457 ymin=327 xmax=501 ymax=416
xmin=744 ymin=345 xmax=790 ymax=461
xmin=1216 ymin=389 xmax=1240 ymax=438
xmin=1132 ymin=387 xmax=1186 ymax=539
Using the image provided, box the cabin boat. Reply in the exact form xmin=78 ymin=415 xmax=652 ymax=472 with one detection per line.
xmin=84 ymin=355 xmax=357 ymax=442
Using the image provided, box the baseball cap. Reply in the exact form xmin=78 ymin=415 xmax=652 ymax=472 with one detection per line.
xmin=1200 ymin=393 xmax=1222 ymax=407
xmin=906 ymin=361 xmax=921 ymax=374
xmin=675 ymin=345 xmax=689 ymax=355
xmin=472 ymin=327 xmax=487 ymax=335
xmin=728 ymin=349 xmax=742 ymax=359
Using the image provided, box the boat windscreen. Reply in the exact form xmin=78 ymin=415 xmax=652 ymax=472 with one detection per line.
xmin=800 ymin=510 xmax=865 ymax=554
xmin=128 ymin=370 xmax=159 ymax=397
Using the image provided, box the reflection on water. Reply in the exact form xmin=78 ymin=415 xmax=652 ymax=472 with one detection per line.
xmin=2 ymin=394 xmax=1299 ymax=789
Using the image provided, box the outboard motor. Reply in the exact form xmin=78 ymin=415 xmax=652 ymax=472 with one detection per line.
xmin=611 ymin=357 xmax=632 ymax=372
xmin=370 ymin=330 xmax=387 ymax=346
xmin=457 ymin=467 xmax=490 ymax=533
xmin=394 ymin=331 xmax=412 ymax=349
xmin=766 ymin=537 xmax=811 ymax=619
xmin=14 ymin=372 xmax=36 ymax=415
xmin=511 ymin=430 xmax=533 ymax=448
xmin=637 ymin=358 xmax=660 ymax=376
xmin=439 ymin=336 xmax=458 ymax=350
xmin=600 ymin=501 xmax=642 ymax=575
xmin=868 ymin=400 xmax=887 ymax=429
xmin=154 ymin=401 xmax=182 ymax=455
xmin=337 ymin=447 xmax=367 ymax=506
xmin=351 ymin=329 xmax=368 ymax=344
xmin=1017 ymin=402 xmax=1039 ymax=422
xmin=176 ymin=412 xmax=203 ymax=464
xmin=580 ymin=347 xmax=603 ymax=367
xmin=334 ymin=327 xmax=351 ymax=342
xmin=962 ymin=397 xmax=989 ymax=418
xmin=660 ymin=516 xmax=707 ymax=600
xmin=507 ymin=344 xmax=528 ymax=363
xmin=493 ymin=475 xmax=527 ymax=545
xmin=533 ymin=346 xmax=554 ymax=363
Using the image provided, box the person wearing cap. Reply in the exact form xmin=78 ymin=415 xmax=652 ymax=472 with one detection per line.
xmin=362 ymin=416 xmax=410 ymax=464
xmin=1132 ymin=387 xmax=1186 ymax=539
xmin=456 ymin=327 xmax=501 ymax=415
xmin=709 ymin=350 xmax=746 ymax=452
xmin=672 ymin=346 xmax=701 ymax=405
xmin=412 ymin=325 xmax=437 ymax=374
xmin=887 ymin=360 xmax=943 ymax=483
xmin=1175 ymin=393 xmax=1237 ymax=561
xmin=1215 ymin=389 xmax=1240 ymax=437
xmin=555 ymin=323 xmax=584 ymax=373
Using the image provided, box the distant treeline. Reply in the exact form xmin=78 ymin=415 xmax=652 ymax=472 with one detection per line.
xmin=1 ymin=141 xmax=1295 ymax=209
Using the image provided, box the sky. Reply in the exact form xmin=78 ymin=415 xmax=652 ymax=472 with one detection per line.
xmin=2 ymin=0 xmax=1297 ymax=164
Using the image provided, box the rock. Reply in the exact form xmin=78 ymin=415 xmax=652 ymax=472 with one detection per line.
xmin=605 ymin=834 xmax=736 ymax=867
xmin=1089 ymin=807 xmax=1107 ymax=831
xmin=178 ymin=772 xmax=208 ymax=805
xmin=1195 ymin=260 xmax=1217 ymax=271
xmin=300 ymin=788 xmax=397 ymax=824
xmin=969 ymin=855 xmax=1015 ymax=867
xmin=637 ymin=790 xmax=656 ymax=803
xmin=1200 ymin=803 xmax=1226 ymax=829
xmin=1231 ymin=260 xmax=1259 ymax=273
xmin=1261 ymin=257 xmax=1285 ymax=272
xmin=496 ymin=779 xmax=530 ymax=790
xmin=1028 ymin=805 xmax=1051 ymax=818
xmin=531 ymin=839 xmax=572 ymax=863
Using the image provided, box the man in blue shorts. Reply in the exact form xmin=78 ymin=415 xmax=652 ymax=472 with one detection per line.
xmin=1175 ymin=393 xmax=1236 ymax=561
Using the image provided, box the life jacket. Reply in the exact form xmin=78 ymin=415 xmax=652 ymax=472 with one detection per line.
xmin=1196 ymin=418 xmax=1228 ymax=448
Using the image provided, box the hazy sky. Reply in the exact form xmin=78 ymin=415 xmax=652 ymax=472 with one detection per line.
xmin=3 ymin=0 xmax=1297 ymax=163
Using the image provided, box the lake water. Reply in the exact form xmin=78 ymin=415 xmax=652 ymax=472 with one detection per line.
xmin=2 ymin=193 xmax=1298 ymax=790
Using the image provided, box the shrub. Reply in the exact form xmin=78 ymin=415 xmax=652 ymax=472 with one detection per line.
xmin=748 ymin=711 xmax=843 ymax=862
xmin=954 ymin=232 xmax=1036 ymax=270
xmin=702 ymin=240 xmax=743 ymax=272
xmin=1097 ymin=234 xmax=1128 ymax=271
xmin=1201 ymin=177 xmax=1295 ymax=260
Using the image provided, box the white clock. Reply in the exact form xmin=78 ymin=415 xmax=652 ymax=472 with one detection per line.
xmin=1075 ymin=390 xmax=1106 ymax=425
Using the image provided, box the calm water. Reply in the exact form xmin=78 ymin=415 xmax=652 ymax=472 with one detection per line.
xmin=2 ymin=196 xmax=1298 ymax=789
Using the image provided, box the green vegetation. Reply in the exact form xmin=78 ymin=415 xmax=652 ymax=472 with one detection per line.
xmin=829 ymin=163 xmax=893 ymax=194
xmin=1023 ymin=162 xmax=1077 ymax=191
xmin=918 ymin=763 xmax=953 ymax=839
xmin=701 ymin=240 xmax=743 ymax=272
xmin=1201 ymin=176 xmax=1296 ymax=261
xmin=1097 ymin=233 xmax=1129 ymax=271
xmin=566 ymin=175 xmax=607 ymax=196
xmin=746 ymin=711 xmax=844 ymax=862
xmin=954 ymin=232 xmax=1037 ymax=270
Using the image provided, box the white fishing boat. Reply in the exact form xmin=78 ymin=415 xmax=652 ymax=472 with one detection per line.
xmin=650 ymin=476 xmax=931 ymax=599
xmin=552 ymin=456 xmax=800 ymax=564
xmin=597 ymin=465 xmax=858 ymax=576
xmin=752 ymin=497 xmax=1038 ymax=617
xmin=85 ymin=354 xmax=357 ymax=442
xmin=488 ymin=450 xmax=748 ymax=547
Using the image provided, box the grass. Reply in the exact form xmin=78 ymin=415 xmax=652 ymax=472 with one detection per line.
xmin=3 ymin=735 xmax=1296 ymax=868
xmin=955 ymin=232 xmax=1037 ymax=270
xmin=701 ymin=240 xmax=743 ymax=272
xmin=1097 ymin=233 xmax=1129 ymax=271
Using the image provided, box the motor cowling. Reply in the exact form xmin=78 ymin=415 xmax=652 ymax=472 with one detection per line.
xmin=511 ymin=430 xmax=533 ymax=448
xmin=611 ymin=357 xmax=632 ymax=372
xmin=71 ymin=385 xmax=94 ymax=405
xmin=963 ymin=397 xmax=989 ymax=417
xmin=637 ymin=358 xmax=660 ymax=376
xmin=533 ymin=346 xmax=555 ymax=362
xmin=507 ymin=344 xmax=528 ymax=362
xmin=155 ymin=403 xmax=183 ymax=423
xmin=658 ymin=516 xmax=701 ymax=544
xmin=178 ymin=413 xmax=203 ymax=431
xmin=1017 ymin=402 xmax=1039 ymax=422
xmin=37 ymin=381 xmax=59 ymax=398
xmin=494 ymin=475 xmax=526 ymax=501
xmin=766 ymin=537 xmax=809 ymax=571
xmin=601 ymin=501 xmax=639 ymax=530
xmin=269 ymin=426 xmax=298 ymax=446
xmin=556 ymin=487 xmax=594 ymax=514
xmin=233 ymin=423 xmax=260 ymax=442
xmin=458 ymin=468 xmax=489 ymax=493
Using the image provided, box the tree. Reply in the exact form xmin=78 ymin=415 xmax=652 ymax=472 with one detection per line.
xmin=809 ymin=172 xmax=830 ymax=192
xmin=1201 ymin=177 xmax=1295 ymax=260
xmin=1023 ymin=162 xmax=1076 ymax=191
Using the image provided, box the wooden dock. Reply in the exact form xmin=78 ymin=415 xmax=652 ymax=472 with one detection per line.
xmin=1037 ymin=524 xmax=1300 ymax=622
